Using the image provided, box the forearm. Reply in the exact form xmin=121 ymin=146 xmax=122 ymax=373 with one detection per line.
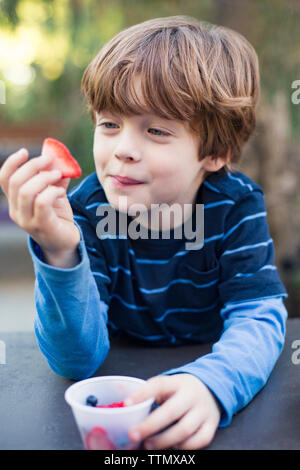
xmin=159 ymin=297 xmax=288 ymax=427
xmin=27 ymin=228 xmax=110 ymax=380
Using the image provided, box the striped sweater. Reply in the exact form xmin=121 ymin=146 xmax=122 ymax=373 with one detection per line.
xmin=28 ymin=168 xmax=288 ymax=426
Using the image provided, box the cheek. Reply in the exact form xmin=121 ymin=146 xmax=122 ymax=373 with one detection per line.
xmin=150 ymin=155 xmax=180 ymax=179
xmin=150 ymin=165 xmax=183 ymax=199
xmin=93 ymin=139 xmax=109 ymax=168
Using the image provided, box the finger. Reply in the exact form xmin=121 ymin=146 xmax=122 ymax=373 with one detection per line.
xmin=129 ymin=391 xmax=190 ymax=444
xmin=8 ymin=153 xmax=53 ymax=211
xmin=18 ymin=170 xmax=62 ymax=222
xmin=125 ymin=375 xmax=179 ymax=406
xmin=50 ymin=176 xmax=71 ymax=192
xmin=175 ymin=420 xmax=217 ymax=450
xmin=0 ymin=148 xmax=29 ymax=197
xmin=143 ymin=407 xmax=204 ymax=450
xmin=34 ymin=184 xmax=65 ymax=225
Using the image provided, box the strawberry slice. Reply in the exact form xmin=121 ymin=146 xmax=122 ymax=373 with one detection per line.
xmin=96 ymin=401 xmax=125 ymax=408
xmin=85 ymin=426 xmax=116 ymax=450
xmin=41 ymin=137 xmax=82 ymax=179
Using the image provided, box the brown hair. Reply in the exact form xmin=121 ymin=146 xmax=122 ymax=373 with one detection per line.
xmin=81 ymin=15 xmax=260 ymax=171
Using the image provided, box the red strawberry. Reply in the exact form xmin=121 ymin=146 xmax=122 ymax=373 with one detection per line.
xmin=85 ymin=426 xmax=116 ymax=450
xmin=96 ymin=401 xmax=125 ymax=408
xmin=41 ymin=137 xmax=82 ymax=179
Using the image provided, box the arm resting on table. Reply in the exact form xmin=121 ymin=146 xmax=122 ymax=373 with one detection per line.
xmin=159 ymin=296 xmax=288 ymax=427
xmin=27 ymin=222 xmax=110 ymax=380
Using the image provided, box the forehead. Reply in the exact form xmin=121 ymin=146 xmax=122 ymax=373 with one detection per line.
xmin=96 ymin=75 xmax=197 ymax=136
xmin=97 ymin=75 xmax=179 ymax=123
xmin=97 ymin=109 xmax=177 ymax=123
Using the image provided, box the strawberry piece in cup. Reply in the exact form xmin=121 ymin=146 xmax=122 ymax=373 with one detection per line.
xmin=41 ymin=137 xmax=82 ymax=179
xmin=85 ymin=426 xmax=116 ymax=450
xmin=85 ymin=395 xmax=126 ymax=408
xmin=96 ymin=401 xmax=125 ymax=408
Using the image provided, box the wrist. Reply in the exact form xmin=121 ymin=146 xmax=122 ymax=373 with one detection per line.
xmin=37 ymin=225 xmax=81 ymax=268
xmin=42 ymin=247 xmax=81 ymax=269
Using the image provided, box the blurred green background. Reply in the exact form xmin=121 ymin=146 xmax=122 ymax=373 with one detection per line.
xmin=1 ymin=0 xmax=300 ymax=322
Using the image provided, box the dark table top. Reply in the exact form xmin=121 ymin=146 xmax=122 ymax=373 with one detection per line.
xmin=1 ymin=319 xmax=300 ymax=450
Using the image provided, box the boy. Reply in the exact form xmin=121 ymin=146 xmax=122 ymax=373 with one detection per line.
xmin=0 ymin=16 xmax=288 ymax=450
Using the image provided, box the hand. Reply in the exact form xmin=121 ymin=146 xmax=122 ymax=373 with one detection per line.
xmin=0 ymin=148 xmax=80 ymax=257
xmin=124 ymin=373 xmax=221 ymax=450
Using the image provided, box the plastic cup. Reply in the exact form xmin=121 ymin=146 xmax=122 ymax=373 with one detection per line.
xmin=65 ymin=375 xmax=155 ymax=450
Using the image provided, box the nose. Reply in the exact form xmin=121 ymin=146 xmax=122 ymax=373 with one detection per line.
xmin=113 ymin=130 xmax=142 ymax=163
xmin=114 ymin=153 xmax=137 ymax=162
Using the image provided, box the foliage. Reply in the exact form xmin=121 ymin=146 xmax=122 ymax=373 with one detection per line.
xmin=0 ymin=0 xmax=300 ymax=187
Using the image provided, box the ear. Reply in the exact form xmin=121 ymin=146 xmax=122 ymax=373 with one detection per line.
xmin=202 ymin=151 xmax=230 ymax=172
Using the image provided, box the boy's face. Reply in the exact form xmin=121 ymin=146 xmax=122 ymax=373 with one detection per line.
xmin=92 ymin=79 xmax=224 ymax=229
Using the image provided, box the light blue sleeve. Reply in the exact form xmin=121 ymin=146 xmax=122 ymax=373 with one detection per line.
xmin=27 ymin=221 xmax=110 ymax=380
xmin=159 ymin=296 xmax=288 ymax=427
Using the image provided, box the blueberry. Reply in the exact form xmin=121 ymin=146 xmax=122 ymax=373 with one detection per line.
xmin=86 ymin=395 xmax=98 ymax=407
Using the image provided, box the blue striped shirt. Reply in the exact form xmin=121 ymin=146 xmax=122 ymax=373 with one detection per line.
xmin=28 ymin=168 xmax=288 ymax=427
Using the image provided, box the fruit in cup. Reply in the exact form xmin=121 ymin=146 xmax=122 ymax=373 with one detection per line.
xmin=41 ymin=138 xmax=82 ymax=179
xmin=86 ymin=395 xmax=98 ymax=407
xmin=84 ymin=397 xmax=134 ymax=450
xmin=85 ymin=395 xmax=126 ymax=408
xmin=85 ymin=426 xmax=116 ymax=450
xmin=97 ymin=401 xmax=125 ymax=408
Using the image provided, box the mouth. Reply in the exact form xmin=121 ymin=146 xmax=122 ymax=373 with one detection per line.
xmin=110 ymin=175 xmax=145 ymax=186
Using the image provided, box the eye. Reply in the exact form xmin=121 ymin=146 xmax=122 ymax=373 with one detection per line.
xmin=148 ymin=128 xmax=170 ymax=136
xmin=97 ymin=122 xmax=170 ymax=136
xmin=98 ymin=122 xmax=118 ymax=129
